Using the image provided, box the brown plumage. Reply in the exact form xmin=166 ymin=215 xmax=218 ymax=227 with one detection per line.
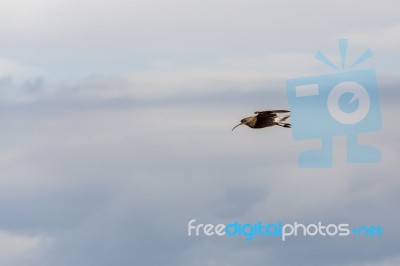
xmin=232 ymin=110 xmax=291 ymax=131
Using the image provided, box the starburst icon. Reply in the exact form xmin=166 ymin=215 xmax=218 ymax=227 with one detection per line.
xmin=315 ymin=39 xmax=373 ymax=70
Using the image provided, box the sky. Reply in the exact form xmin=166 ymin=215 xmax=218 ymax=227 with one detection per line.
xmin=0 ymin=0 xmax=399 ymax=265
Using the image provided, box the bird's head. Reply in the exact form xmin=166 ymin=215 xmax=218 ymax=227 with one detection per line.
xmin=232 ymin=116 xmax=256 ymax=131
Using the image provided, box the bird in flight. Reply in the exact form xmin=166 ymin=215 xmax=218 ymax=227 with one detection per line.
xmin=232 ymin=110 xmax=291 ymax=131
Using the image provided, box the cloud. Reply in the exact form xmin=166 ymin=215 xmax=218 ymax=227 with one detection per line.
xmin=1 ymin=0 xmax=399 ymax=78
xmin=0 ymin=57 xmax=43 ymax=82
xmin=355 ymin=256 xmax=400 ymax=266
xmin=0 ymin=72 xmax=399 ymax=266
xmin=0 ymin=1 xmax=399 ymax=265
xmin=0 ymin=51 xmax=317 ymax=103
xmin=0 ymin=231 xmax=50 ymax=266
xmin=340 ymin=23 xmax=400 ymax=51
xmin=0 ymin=57 xmax=45 ymax=103
xmin=122 ymin=52 xmax=320 ymax=99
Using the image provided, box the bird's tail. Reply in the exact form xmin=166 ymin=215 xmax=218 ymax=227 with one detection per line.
xmin=276 ymin=115 xmax=291 ymax=128
xmin=278 ymin=115 xmax=290 ymax=122
xmin=278 ymin=123 xmax=291 ymax=128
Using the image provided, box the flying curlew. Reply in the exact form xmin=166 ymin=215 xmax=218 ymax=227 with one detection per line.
xmin=232 ymin=110 xmax=291 ymax=131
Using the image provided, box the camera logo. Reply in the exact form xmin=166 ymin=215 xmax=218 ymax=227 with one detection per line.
xmin=287 ymin=40 xmax=382 ymax=168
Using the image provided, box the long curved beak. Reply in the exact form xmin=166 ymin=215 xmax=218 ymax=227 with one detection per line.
xmin=232 ymin=123 xmax=243 ymax=131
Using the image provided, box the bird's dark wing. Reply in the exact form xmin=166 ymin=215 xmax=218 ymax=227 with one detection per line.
xmin=254 ymin=112 xmax=276 ymax=128
xmin=255 ymin=110 xmax=290 ymax=114
xmin=271 ymin=110 xmax=290 ymax=113
xmin=255 ymin=111 xmax=276 ymax=120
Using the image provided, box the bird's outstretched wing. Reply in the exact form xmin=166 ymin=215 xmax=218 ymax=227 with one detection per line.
xmin=255 ymin=110 xmax=291 ymax=124
xmin=254 ymin=110 xmax=290 ymax=114
xmin=255 ymin=111 xmax=277 ymax=121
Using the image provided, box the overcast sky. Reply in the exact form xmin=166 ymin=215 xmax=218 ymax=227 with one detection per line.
xmin=0 ymin=1 xmax=399 ymax=265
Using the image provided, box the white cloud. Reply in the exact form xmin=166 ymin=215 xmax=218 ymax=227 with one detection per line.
xmin=0 ymin=52 xmax=314 ymax=102
xmin=0 ymin=78 xmax=399 ymax=266
xmin=1 ymin=0 xmax=399 ymax=78
xmin=0 ymin=231 xmax=50 ymax=266
xmin=339 ymin=23 xmax=400 ymax=50
xmin=355 ymin=256 xmax=400 ymax=266
xmin=123 ymin=53 xmax=314 ymax=99
xmin=0 ymin=1 xmax=399 ymax=266
xmin=0 ymin=57 xmax=44 ymax=82
xmin=0 ymin=57 xmax=45 ymax=103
